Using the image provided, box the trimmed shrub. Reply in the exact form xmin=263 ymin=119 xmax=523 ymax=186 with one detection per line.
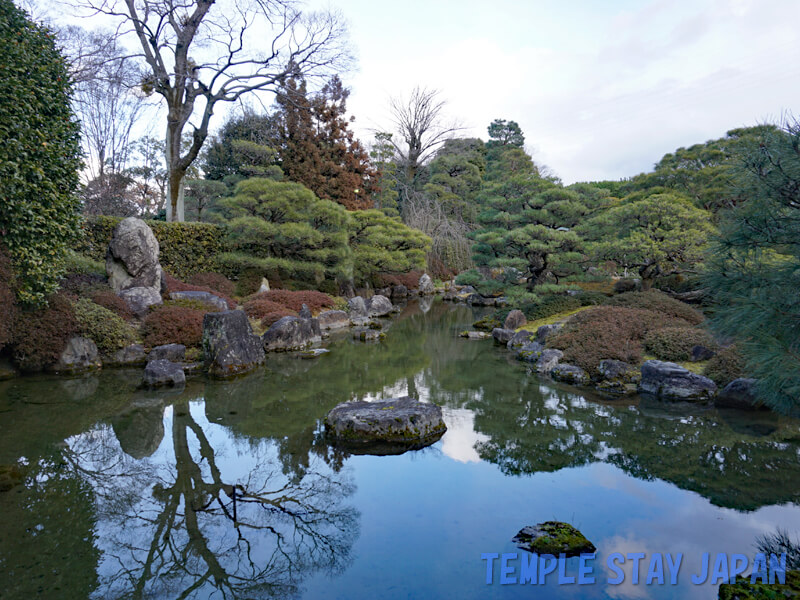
xmin=644 ymin=326 xmax=718 ymax=362
xmin=521 ymin=295 xmax=582 ymax=321
xmin=260 ymin=309 xmax=297 ymax=329
xmin=12 ymin=294 xmax=77 ymax=371
xmin=252 ymin=290 xmax=334 ymax=313
xmin=142 ymin=306 xmax=205 ymax=348
xmin=549 ymin=306 xmax=692 ymax=376
xmin=375 ymin=270 xmax=424 ymax=289
xmin=704 ymin=346 xmax=746 ymax=387
xmin=606 ymin=290 xmax=703 ymax=325
xmin=613 ymin=278 xmax=639 ymax=294
xmin=88 ymin=289 xmax=134 ymax=321
xmin=454 ymin=269 xmax=481 ymax=288
xmin=163 ymin=272 xmax=236 ymax=309
xmin=78 ymin=216 xmax=227 ymax=280
xmin=188 ymin=272 xmax=236 ymax=297
xmin=0 ymin=247 xmax=16 ymax=351
xmin=73 ymin=298 xmax=137 ymax=355
xmin=243 ymin=298 xmax=293 ymax=320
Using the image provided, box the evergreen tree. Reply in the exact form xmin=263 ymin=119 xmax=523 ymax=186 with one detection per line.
xmin=369 ymin=132 xmax=400 ymax=216
xmin=704 ymin=122 xmax=800 ymax=412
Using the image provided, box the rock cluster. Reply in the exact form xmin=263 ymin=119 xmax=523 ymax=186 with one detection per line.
xmin=106 ymin=218 xmax=163 ymax=316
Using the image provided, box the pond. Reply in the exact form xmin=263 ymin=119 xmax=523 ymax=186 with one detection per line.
xmin=1 ymin=299 xmax=799 ymax=599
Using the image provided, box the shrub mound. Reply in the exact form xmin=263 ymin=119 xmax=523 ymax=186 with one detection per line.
xmin=59 ymin=273 xmax=107 ymax=297
xmin=605 ymin=290 xmax=703 ymax=325
xmin=375 ymin=270 xmax=423 ymax=289
xmin=142 ymin=306 xmax=205 ymax=348
xmin=164 ymin=273 xmax=236 ymax=309
xmin=12 ymin=294 xmax=77 ymax=371
xmin=188 ymin=272 xmax=236 ymax=298
xmin=521 ymin=295 xmax=582 ymax=321
xmin=613 ymin=279 xmax=639 ymax=294
xmin=253 ymin=290 xmax=334 ymax=313
xmin=89 ymin=289 xmax=134 ymax=321
xmin=549 ymin=306 xmax=692 ymax=376
xmin=243 ymin=298 xmax=293 ymax=320
xmin=704 ymin=346 xmax=746 ymax=387
xmin=644 ymin=326 xmax=717 ymax=362
xmin=73 ymin=298 xmax=137 ymax=355
xmin=260 ymin=309 xmax=298 ymax=329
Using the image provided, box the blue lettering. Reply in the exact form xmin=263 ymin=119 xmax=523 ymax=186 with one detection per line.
xmin=520 ymin=553 xmax=538 ymax=584
xmin=730 ymin=554 xmax=748 ymax=584
xmin=692 ymin=553 xmax=710 ymax=584
xmin=607 ymin=553 xmax=625 ymax=585
xmin=558 ymin=554 xmax=575 ymax=584
xmin=482 ymin=553 xmax=498 ymax=584
xmin=770 ymin=554 xmax=787 ymax=585
xmin=627 ymin=552 xmax=645 ymax=584
xmin=710 ymin=553 xmax=729 ymax=585
xmin=751 ymin=554 xmax=768 ymax=584
xmin=646 ymin=553 xmax=664 ymax=585
xmin=666 ymin=553 xmax=683 ymax=584
xmin=578 ymin=553 xmax=596 ymax=585
xmin=539 ymin=554 xmax=558 ymax=585
xmin=500 ymin=553 xmax=517 ymax=585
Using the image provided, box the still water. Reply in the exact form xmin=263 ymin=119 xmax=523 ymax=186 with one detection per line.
xmin=1 ymin=299 xmax=799 ymax=599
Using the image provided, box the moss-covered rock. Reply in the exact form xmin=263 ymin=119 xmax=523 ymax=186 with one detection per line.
xmin=513 ymin=521 xmax=596 ymax=557
xmin=718 ymin=570 xmax=800 ymax=599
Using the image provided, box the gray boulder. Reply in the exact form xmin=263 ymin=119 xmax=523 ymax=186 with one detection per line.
xmin=638 ymin=360 xmax=717 ymax=401
xmin=353 ymin=328 xmax=384 ymax=341
xmin=507 ymin=330 xmax=535 ymax=350
xmin=596 ymin=359 xmax=640 ymax=394
xmin=106 ymin=217 xmax=162 ymax=292
xmin=492 ymin=328 xmax=515 ymax=345
xmin=263 ymin=316 xmax=322 ymax=352
xmin=460 ymin=330 xmax=491 ymax=340
xmin=516 ymin=341 xmax=545 ymax=361
xmin=418 ymin=273 xmax=434 ymax=295
xmin=715 ymin=378 xmax=763 ymax=410
xmin=299 ymin=303 xmax=312 ymax=319
xmin=203 ymin=310 xmax=265 ymax=377
xmin=367 ymin=294 xmax=393 ymax=317
xmin=105 ymin=343 xmax=147 ymax=367
xmin=504 ymin=309 xmax=526 ymax=330
xmin=691 ymin=345 xmax=716 ymax=362
xmin=148 ymin=343 xmax=185 ymax=362
xmin=169 ymin=290 xmax=228 ymax=311
xmin=119 ymin=286 xmax=162 ymax=317
xmin=142 ymin=359 xmax=185 ymax=388
xmin=391 ymin=284 xmax=409 ymax=299
xmin=467 ymin=294 xmax=495 ymax=307
xmin=317 ymin=310 xmax=350 ymax=331
xmin=535 ymin=349 xmax=564 ymax=374
xmin=325 ymin=396 xmax=446 ymax=451
xmin=551 ymin=364 xmax=590 ymax=385
xmin=51 ymin=336 xmax=101 ymax=374
xmin=536 ymin=322 xmax=564 ymax=344
xmin=348 ymin=296 xmax=368 ymax=319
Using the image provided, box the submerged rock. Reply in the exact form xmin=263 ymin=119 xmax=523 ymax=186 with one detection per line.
xmin=715 ymin=378 xmax=764 ymax=411
xmin=460 ymin=330 xmax=491 ymax=340
xmin=297 ymin=348 xmax=330 ymax=359
xmin=551 ymin=364 xmax=590 ymax=385
xmin=142 ymin=359 xmax=185 ymax=388
xmin=353 ymin=328 xmax=384 ymax=342
xmin=513 ymin=522 xmax=596 ymax=557
xmin=325 ymin=396 xmax=446 ymax=453
xmin=638 ymin=360 xmax=717 ymax=401
xmin=504 ymin=309 xmax=526 ymax=330
xmin=203 ymin=310 xmax=265 ymax=377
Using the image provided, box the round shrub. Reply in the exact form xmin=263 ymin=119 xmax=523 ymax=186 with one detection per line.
xmin=89 ymin=289 xmax=134 ymax=321
xmin=11 ymin=294 xmax=77 ymax=371
xmin=73 ymin=298 xmax=137 ymax=355
xmin=704 ymin=346 xmax=746 ymax=387
xmin=243 ymin=298 xmax=292 ymax=320
xmin=142 ymin=306 xmax=205 ymax=348
xmin=188 ymin=272 xmax=236 ymax=298
xmin=260 ymin=310 xmax=298 ymax=329
xmin=605 ymin=290 xmax=703 ymax=325
xmin=644 ymin=327 xmax=718 ymax=362
xmin=613 ymin=279 xmax=639 ymax=294
xmin=549 ymin=306 xmax=692 ymax=376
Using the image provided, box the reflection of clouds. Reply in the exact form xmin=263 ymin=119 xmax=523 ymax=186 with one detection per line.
xmin=602 ymin=535 xmax=657 ymax=600
xmin=440 ymin=407 xmax=489 ymax=464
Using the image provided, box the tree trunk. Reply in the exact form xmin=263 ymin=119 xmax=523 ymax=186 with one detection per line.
xmin=165 ymin=123 xmax=185 ymax=222
xmin=638 ymin=263 xmax=660 ymax=291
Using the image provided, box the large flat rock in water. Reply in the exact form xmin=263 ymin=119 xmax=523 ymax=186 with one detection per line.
xmin=325 ymin=396 xmax=446 ymax=454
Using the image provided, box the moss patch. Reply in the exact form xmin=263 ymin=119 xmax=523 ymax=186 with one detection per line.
xmin=513 ymin=521 xmax=596 ymax=557
xmin=718 ymin=570 xmax=800 ymax=599
xmin=518 ymin=306 xmax=593 ymax=333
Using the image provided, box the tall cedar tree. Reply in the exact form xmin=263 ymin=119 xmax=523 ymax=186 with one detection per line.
xmin=275 ymin=75 xmax=376 ymax=210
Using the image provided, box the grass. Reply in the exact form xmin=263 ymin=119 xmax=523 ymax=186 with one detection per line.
xmin=518 ymin=306 xmax=594 ymax=332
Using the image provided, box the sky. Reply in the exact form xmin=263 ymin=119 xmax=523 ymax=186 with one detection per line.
xmin=317 ymin=0 xmax=800 ymax=183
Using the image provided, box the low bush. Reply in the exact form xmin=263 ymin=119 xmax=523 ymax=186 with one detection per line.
xmin=644 ymin=327 xmax=718 ymax=362
xmin=521 ymin=295 xmax=582 ymax=321
xmin=163 ymin=272 xmax=236 ymax=309
xmin=260 ymin=309 xmax=298 ymax=329
xmin=88 ymin=289 xmax=134 ymax=321
xmin=63 ymin=251 xmax=106 ymax=277
xmin=605 ymin=290 xmax=704 ymax=325
xmin=142 ymin=306 xmax=205 ymax=348
xmin=375 ymin=270 xmax=424 ymax=290
xmin=613 ymin=279 xmax=639 ymax=294
xmin=58 ymin=273 xmax=107 ymax=297
xmin=253 ymin=290 xmax=334 ymax=313
xmin=549 ymin=306 xmax=692 ymax=376
xmin=188 ymin=272 xmax=236 ymax=298
xmin=577 ymin=291 xmax=608 ymax=306
xmin=704 ymin=346 xmax=746 ymax=387
xmin=243 ymin=298 xmax=293 ymax=320
xmin=234 ymin=269 xmax=268 ymax=297
xmin=454 ymin=269 xmax=481 ymax=288
xmin=12 ymin=294 xmax=77 ymax=371
xmin=73 ymin=298 xmax=137 ymax=355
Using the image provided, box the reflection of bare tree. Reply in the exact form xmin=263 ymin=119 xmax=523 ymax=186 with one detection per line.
xmin=77 ymin=405 xmax=357 ymax=600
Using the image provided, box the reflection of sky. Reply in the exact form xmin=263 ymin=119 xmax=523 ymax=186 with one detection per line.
xmin=440 ymin=407 xmax=490 ymax=464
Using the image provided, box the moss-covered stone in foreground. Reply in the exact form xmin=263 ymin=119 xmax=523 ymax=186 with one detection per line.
xmin=512 ymin=521 xmax=596 ymax=557
xmin=718 ymin=570 xmax=800 ymax=599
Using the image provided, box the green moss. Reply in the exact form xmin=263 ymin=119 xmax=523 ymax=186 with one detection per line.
xmin=473 ymin=315 xmax=502 ymax=331
xmin=513 ymin=521 xmax=596 ymax=557
xmin=518 ymin=306 xmax=593 ymax=332
xmin=718 ymin=571 xmax=800 ymax=599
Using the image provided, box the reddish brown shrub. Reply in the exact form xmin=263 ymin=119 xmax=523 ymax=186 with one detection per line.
xmin=427 ymin=256 xmax=456 ymax=281
xmin=549 ymin=306 xmax=692 ymax=376
xmin=254 ymin=290 xmax=334 ymax=313
xmin=605 ymin=290 xmax=703 ymax=325
xmin=260 ymin=309 xmax=297 ymax=329
xmin=0 ymin=247 xmax=16 ymax=351
xmin=89 ymin=289 xmax=134 ymax=321
xmin=12 ymin=294 xmax=77 ymax=372
xmin=188 ymin=272 xmax=236 ymax=298
xmin=164 ymin=272 xmax=236 ymax=309
xmin=243 ymin=298 xmax=294 ymax=320
xmin=376 ymin=270 xmax=424 ymax=289
xmin=142 ymin=306 xmax=205 ymax=348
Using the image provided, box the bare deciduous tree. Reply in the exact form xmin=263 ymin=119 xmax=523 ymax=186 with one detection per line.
xmin=78 ymin=0 xmax=351 ymax=221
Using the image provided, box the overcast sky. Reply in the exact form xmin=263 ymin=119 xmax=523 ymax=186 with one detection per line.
xmin=320 ymin=0 xmax=800 ymax=183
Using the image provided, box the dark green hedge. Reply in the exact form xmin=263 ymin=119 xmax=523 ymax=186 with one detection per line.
xmin=78 ymin=216 xmax=228 ymax=280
